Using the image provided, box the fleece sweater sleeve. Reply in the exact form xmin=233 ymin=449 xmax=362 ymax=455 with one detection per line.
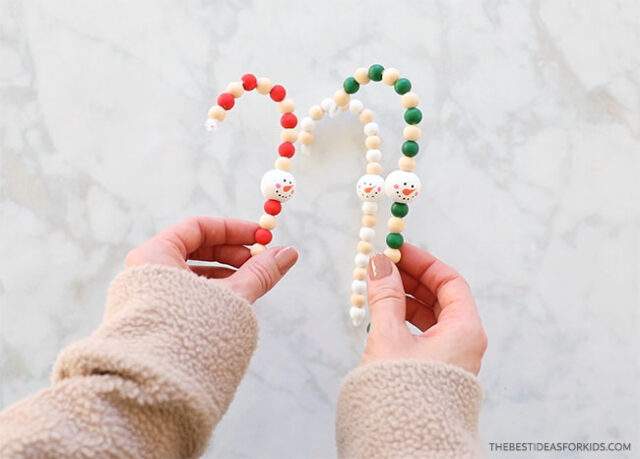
xmin=0 ymin=265 xmax=258 ymax=459
xmin=336 ymin=360 xmax=485 ymax=459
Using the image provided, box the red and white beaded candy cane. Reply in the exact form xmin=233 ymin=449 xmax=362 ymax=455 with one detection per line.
xmin=206 ymin=74 xmax=298 ymax=256
xmin=298 ymin=97 xmax=385 ymax=327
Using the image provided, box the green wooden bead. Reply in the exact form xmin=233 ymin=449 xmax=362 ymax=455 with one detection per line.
xmin=368 ymin=64 xmax=384 ymax=81
xmin=404 ymin=108 xmax=422 ymax=124
xmin=343 ymin=77 xmax=360 ymax=94
xmin=386 ymin=232 xmax=404 ymax=249
xmin=394 ymin=78 xmax=412 ymax=95
xmin=402 ymin=141 xmax=419 ymax=157
xmin=391 ymin=203 xmax=409 ymax=218
xmin=366 ymin=322 xmax=371 ymax=333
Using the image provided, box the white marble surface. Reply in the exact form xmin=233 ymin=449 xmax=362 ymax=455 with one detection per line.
xmin=1 ymin=0 xmax=639 ymax=457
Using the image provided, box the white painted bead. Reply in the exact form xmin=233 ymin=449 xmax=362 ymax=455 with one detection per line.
xmin=300 ymin=117 xmax=315 ymax=132
xmin=359 ymin=226 xmax=375 ymax=241
xmin=260 ymin=169 xmax=296 ymax=202
xmin=362 ymin=201 xmax=378 ymax=215
xmin=349 ymin=99 xmax=364 ymax=113
xmin=352 ymin=280 xmax=367 ymax=295
xmin=205 ymin=118 xmax=219 ymax=131
xmin=349 ymin=306 xmax=366 ymax=327
xmin=366 ymin=149 xmax=382 ymax=162
xmin=382 ymin=67 xmax=400 ymax=85
xmin=384 ymin=170 xmax=421 ymax=203
xmin=250 ymin=243 xmax=266 ymax=256
xmin=259 ymin=214 xmax=277 ymax=230
xmin=364 ymin=122 xmax=379 ymax=136
xmin=356 ymin=174 xmax=385 ymax=201
xmin=320 ymin=98 xmax=333 ymax=112
xmin=256 ymin=77 xmax=273 ymax=94
xmin=355 ymin=253 xmax=369 ymax=268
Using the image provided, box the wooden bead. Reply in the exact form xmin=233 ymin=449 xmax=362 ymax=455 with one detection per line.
xmin=386 ymin=232 xmax=404 ymax=249
xmin=357 ymin=240 xmax=373 ymax=254
xmin=387 ymin=217 xmax=405 ymax=232
xmin=299 ymin=131 xmax=314 ymax=145
xmin=365 ymin=136 xmax=381 ymax=149
xmin=401 ymin=92 xmax=420 ymax=108
xmin=366 ymin=162 xmax=382 ymax=174
xmin=399 ymin=156 xmax=416 ymax=171
xmin=403 ymin=125 xmax=422 ymax=141
xmin=255 ymin=228 xmax=273 ymax=245
xmin=359 ymin=226 xmax=375 ymax=241
xmin=309 ymin=105 xmax=324 ymax=120
xmin=364 ymin=122 xmax=379 ymax=136
xmin=250 ymin=243 xmax=267 ymax=256
xmin=354 ymin=67 xmax=371 ymax=85
xmin=275 ymin=157 xmax=291 ymax=171
xmin=351 ymin=294 xmax=366 ymax=307
xmin=256 ymin=77 xmax=273 ymax=94
xmin=352 ymin=280 xmax=367 ymax=294
xmin=353 ymin=267 xmax=367 ymax=280
xmin=300 ymin=117 xmax=315 ymax=131
xmin=241 ymin=73 xmax=257 ymax=90
xmin=384 ymin=248 xmax=402 ymax=263
xmin=259 ymin=214 xmax=277 ymax=230
xmin=217 ymin=93 xmax=234 ymax=110
xmin=362 ymin=214 xmax=377 ymax=227
xmin=382 ymin=68 xmax=400 ymax=85
xmin=366 ymin=149 xmax=382 ymax=162
xmin=349 ymin=99 xmax=364 ymax=113
xmin=355 ymin=253 xmax=369 ymax=267
xmin=359 ymin=109 xmax=374 ymax=123
xmin=278 ymin=98 xmax=295 ymax=113
xmin=362 ymin=201 xmax=378 ymax=215
xmin=208 ymin=105 xmax=226 ymax=121
xmin=333 ymin=89 xmax=350 ymax=107
xmin=280 ymin=129 xmax=298 ymax=143
xmin=227 ymin=82 xmax=244 ymax=98
xmin=269 ymin=85 xmax=286 ymax=101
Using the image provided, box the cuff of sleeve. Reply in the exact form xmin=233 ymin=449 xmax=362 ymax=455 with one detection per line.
xmin=336 ymin=359 xmax=484 ymax=459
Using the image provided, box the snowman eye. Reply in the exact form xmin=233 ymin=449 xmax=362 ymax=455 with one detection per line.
xmin=403 ymin=182 xmax=407 ymax=185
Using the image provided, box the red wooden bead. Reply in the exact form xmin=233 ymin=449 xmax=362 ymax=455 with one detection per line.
xmin=255 ymin=228 xmax=273 ymax=245
xmin=278 ymin=142 xmax=295 ymax=158
xmin=280 ymin=113 xmax=298 ymax=129
xmin=264 ymin=199 xmax=282 ymax=215
xmin=270 ymin=85 xmax=286 ymax=102
xmin=241 ymin=73 xmax=257 ymax=90
xmin=217 ymin=93 xmax=235 ymax=110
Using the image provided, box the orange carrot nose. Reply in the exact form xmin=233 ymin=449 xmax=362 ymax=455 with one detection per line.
xmin=283 ymin=185 xmax=292 ymax=192
xmin=364 ymin=186 xmax=374 ymax=193
xmin=402 ymin=188 xmax=414 ymax=196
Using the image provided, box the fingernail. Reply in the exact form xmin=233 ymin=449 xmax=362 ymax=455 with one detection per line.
xmin=275 ymin=247 xmax=298 ymax=275
xmin=367 ymin=253 xmax=393 ymax=280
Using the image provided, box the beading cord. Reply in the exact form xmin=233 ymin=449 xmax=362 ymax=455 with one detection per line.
xmin=298 ymin=97 xmax=384 ymax=327
xmin=205 ymin=74 xmax=298 ymax=256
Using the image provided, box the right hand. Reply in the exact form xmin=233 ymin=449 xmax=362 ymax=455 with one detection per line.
xmin=361 ymin=244 xmax=487 ymax=375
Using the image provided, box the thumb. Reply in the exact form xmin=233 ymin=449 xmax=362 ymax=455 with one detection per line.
xmin=367 ymin=253 xmax=407 ymax=329
xmin=224 ymin=246 xmax=298 ymax=303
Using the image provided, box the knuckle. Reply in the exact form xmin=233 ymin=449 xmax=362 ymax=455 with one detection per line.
xmin=368 ymin=284 xmax=404 ymax=306
xmin=246 ymin=262 xmax=277 ymax=293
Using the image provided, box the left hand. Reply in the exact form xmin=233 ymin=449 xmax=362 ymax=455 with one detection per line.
xmin=125 ymin=216 xmax=298 ymax=303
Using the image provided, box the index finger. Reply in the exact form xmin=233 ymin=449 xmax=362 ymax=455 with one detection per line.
xmin=156 ymin=217 xmax=259 ymax=259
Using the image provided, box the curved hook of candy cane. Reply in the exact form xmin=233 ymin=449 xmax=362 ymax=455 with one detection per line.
xmin=205 ymin=74 xmax=299 ymax=257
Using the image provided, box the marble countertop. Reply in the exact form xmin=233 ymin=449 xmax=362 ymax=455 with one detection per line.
xmin=1 ymin=0 xmax=638 ymax=457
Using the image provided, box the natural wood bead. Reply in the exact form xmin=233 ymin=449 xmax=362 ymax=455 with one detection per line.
xmin=359 ymin=109 xmax=374 ymax=123
xmin=366 ymin=162 xmax=382 ymax=174
xmin=401 ymin=92 xmax=420 ymax=108
xmin=280 ymin=129 xmax=298 ymax=143
xmin=365 ymin=135 xmax=381 ymax=149
xmin=387 ymin=217 xmax=405 ymax=232
xmin=308 ymin=105 xmax=323 ymax=120
xmin=403 ymin=125 xmax=422 ymax=141
xmin=250 ymin=243 xmax=267 ymax=256
xmin=354 ymin=67 xmax=370 ymax=85
xmin=275 ymin=157 xmax=291 ymax=171
xmin=362 ymin=214 xmax=377 ymax=227
xmin=227 ymin=82 xmax=244 ymax=98
xmin=256 ymin=77 xmax=273 ymax=94
xmin=333 ymin=89 xmax=350 ymax=107
xmin=299 ymin=131 xmax=314 ymax=145
xmin=208 ymin=105 xmax=226 ymax=121
xmin=399 ymin=156 xmax=416 ymax=171
xmin=382 ymin=67 xmax=400 ymax=85
xmin=278 ymin=98 xmax=295 ymax=113
xmin=384 ymin=247 xmax=402 ymax=263
xmin=351 ymin=294 xmax=366 ymax=307
xmin=357 ymin=240 xmax=373 ymax=254
xmin=259 ymin=214 xmax=277 ymax=230
xmin=353 ymin=267 xmax=367 ymax=280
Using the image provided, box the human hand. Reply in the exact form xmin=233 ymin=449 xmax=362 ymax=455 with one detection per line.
xmin=125 ymin=216 xmax=298 ymax=303
xmin=361 ymin=244 xmax=487 ymax=375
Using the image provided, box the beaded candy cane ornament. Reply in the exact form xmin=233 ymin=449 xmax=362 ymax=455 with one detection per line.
xmin=298 ymin=97 xmax=385 ymax=326
xmin=206 ymin=74 xmax=298 ymax=256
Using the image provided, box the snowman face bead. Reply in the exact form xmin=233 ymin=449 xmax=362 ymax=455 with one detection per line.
xmin=356 ymin=174 xmax=384 ymax=201
xmin=384 ymin=170 xmax=421 ymax=203
xmin=260 ymin=169 xmax=296 ymax=202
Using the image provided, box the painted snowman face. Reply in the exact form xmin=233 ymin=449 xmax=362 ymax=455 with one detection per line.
xmin=384 ymin=170 xmax=421 ymax=203
xmin=260 ymin=169 xmax=296 ymax=202
xmin=356 ymin=174 xmax=384 ymax=201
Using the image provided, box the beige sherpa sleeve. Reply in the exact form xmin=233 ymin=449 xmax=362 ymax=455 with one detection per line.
xmin=336 ymin=360 xmax=485 ymax=459
xmin=0 ymin=265 xmax=258 ymax=458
